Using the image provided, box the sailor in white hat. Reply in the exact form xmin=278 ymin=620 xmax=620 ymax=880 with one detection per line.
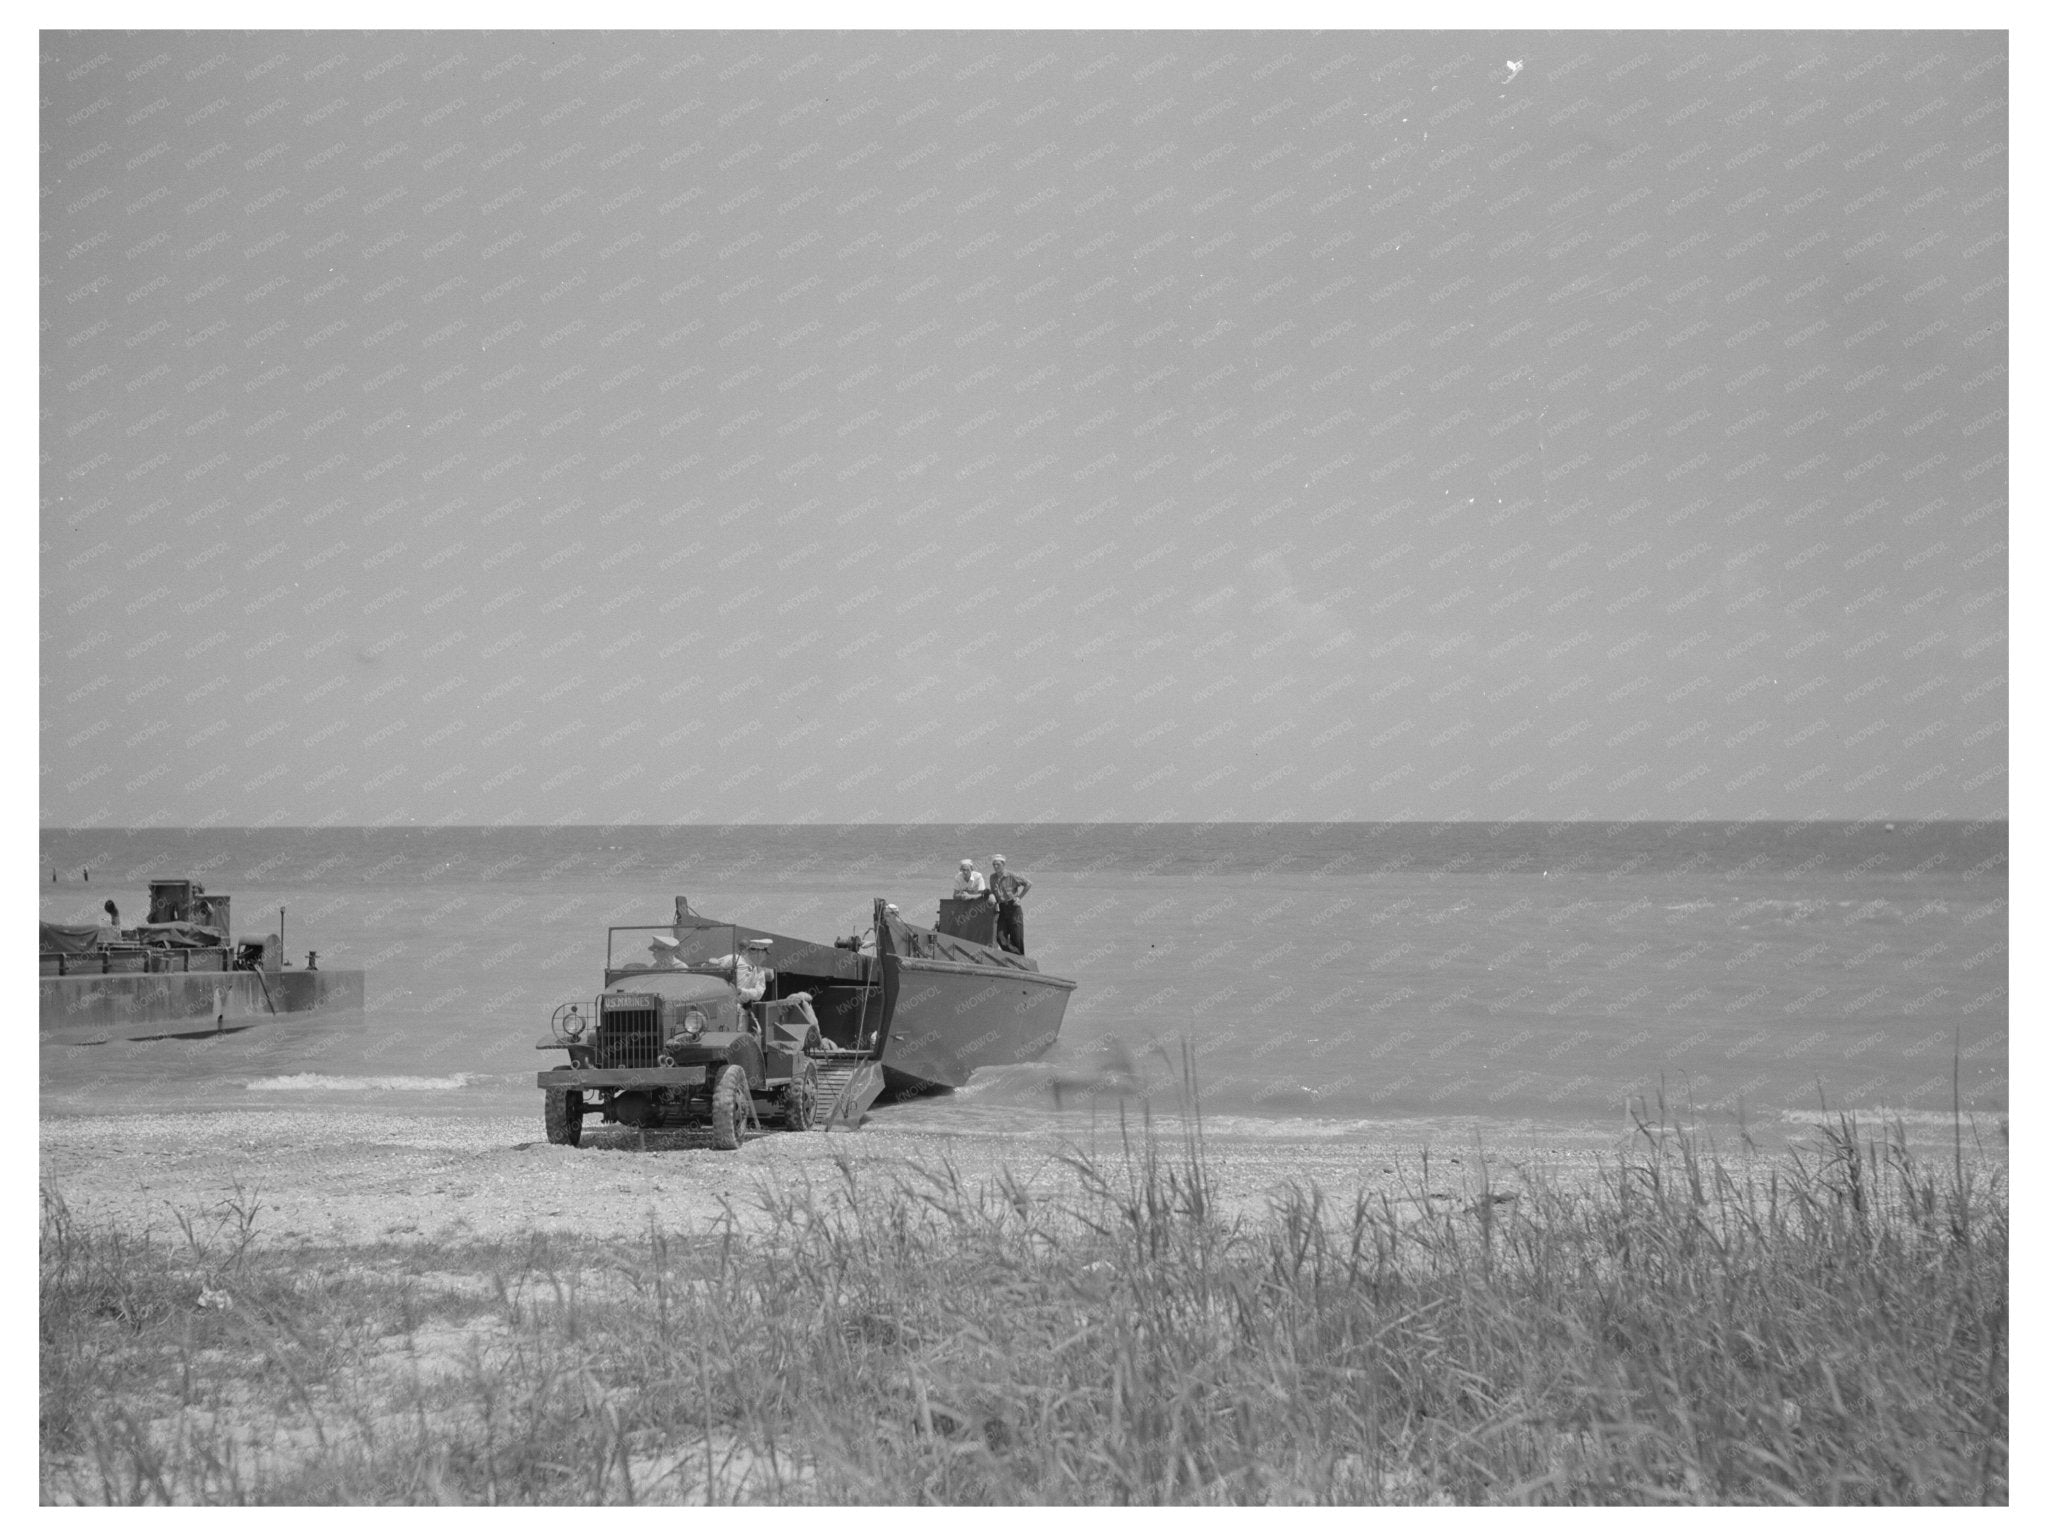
xmin=647 ymin=932 xmax=685 ymax=969
xmin=953 ymin=858 xmax=988 ymax=898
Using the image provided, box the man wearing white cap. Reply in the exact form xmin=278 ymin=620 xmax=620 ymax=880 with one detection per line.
xmin=647 ymin=933 xmax=686 ymax=969
xmin=989 ymin=854 xmax=1032 ymax=954
xmin=953 ymin=858 xmax=988 ymax=899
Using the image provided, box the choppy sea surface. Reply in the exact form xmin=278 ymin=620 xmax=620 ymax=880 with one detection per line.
xmin=40 ymin=823 xmax=2006 ymax=1149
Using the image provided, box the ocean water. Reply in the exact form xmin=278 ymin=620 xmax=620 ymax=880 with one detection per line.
xmin=39 ymin=823 xmax=2006 ymax=1147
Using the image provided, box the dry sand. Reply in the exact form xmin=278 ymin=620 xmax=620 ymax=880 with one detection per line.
xmin=39 ymin=1103 xmax=1633 ymax=1250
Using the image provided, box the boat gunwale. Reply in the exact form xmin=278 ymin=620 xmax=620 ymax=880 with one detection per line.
xmin=890 ymin=953 xmax=1078 ymax=987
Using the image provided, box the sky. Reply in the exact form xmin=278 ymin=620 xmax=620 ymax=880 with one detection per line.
xmin=38 ymin=27 xmax=2008 ymax=827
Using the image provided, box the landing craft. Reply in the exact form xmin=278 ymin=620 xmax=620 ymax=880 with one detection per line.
xmin=536 ymin=894 xmax=1077 ymax=1145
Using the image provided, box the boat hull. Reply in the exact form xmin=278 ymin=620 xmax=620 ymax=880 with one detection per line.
xmin=875 ymin=905 xmax=1076 ymax=1090
xmin=39 ymin=967 xmax=365 ymax=1044
xmin=878 ymin=957 xmax=1075 ymax=1090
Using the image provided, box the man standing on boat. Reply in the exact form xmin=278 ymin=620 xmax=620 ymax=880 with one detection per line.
xmin=954 ymin=859 xmax=989 ymax=899
xmin=989 ymin=855 xmax=1031 ymax=954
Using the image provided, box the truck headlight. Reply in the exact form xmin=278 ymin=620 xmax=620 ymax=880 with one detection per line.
xmin=682 ymin=1010 xmax=706 ymax=1040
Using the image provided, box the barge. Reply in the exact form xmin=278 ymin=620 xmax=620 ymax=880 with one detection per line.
xmin=39 ymin=877 xmax=364 ymax=1043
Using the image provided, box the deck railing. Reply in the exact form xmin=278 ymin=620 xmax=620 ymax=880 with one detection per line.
xmin=41 ymin=947 xmax=234 ymax=978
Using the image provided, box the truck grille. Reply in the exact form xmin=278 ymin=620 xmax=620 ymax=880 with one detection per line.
xmin=593 ymin=1006 xmax=661 ymax=1068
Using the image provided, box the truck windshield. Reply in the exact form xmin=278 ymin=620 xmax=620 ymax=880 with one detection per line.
xmin=607 ymin=925 xmax=747 ymax=972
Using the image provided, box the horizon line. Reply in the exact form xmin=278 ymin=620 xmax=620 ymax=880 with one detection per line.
xmin=40 ymin=817 xmax=2008 ymax=832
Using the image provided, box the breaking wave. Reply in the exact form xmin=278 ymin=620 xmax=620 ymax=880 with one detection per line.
xmin=245 ymin=1073 xmax=481 ymax=1092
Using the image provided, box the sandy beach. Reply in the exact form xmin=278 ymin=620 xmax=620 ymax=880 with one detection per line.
xmin=40 ymin=1100 xmax=2007 ymax=1504
xmin=40 ymin=1102 xmax=1642 ymax=1250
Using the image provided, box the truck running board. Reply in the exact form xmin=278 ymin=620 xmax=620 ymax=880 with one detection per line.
xmin=813 ymin=1055 xmax=884 ymax=1130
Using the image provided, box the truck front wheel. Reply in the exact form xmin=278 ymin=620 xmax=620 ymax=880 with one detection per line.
xmin=711 ymin=1064 xmax=753 ymax=1151
xmin=544 ymin=1088 xmax=583 ymax=1147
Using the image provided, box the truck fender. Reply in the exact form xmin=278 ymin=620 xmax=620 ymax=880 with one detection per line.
xmin=699 ymin=1032 xmax=766 ymax=1089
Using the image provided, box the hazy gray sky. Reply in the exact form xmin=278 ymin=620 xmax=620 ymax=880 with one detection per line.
xmin=40 ymin=30 xmax=2007 ymax=826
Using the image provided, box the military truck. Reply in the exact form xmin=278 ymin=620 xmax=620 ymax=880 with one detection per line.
xmin=537 ymin=934 xmax=831 ymax=1150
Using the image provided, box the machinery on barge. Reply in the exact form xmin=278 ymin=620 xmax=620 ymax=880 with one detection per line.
xmin=536 ymin=894 xmax=1077 ymax=1147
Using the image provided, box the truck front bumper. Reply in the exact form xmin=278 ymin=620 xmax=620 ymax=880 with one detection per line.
xmin=538 ymin=1066 xmax=708 ymax=1090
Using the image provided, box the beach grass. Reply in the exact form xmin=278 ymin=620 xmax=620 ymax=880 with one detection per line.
xmin=41 ymin=1099 xmax=2005 ymax=1505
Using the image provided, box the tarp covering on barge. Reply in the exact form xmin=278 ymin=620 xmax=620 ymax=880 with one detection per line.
xmin=40 ymin=920 xmax=225 ymax=954
xmin=132 ymin=921 xmax=227 ymax=948
xmin=39 ymin=922 xmax=112 ymax=956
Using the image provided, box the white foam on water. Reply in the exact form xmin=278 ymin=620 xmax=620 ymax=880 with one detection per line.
xmin=245 ymin=1073 xmax=478 ymax=1093
xmin=1777 ymin=1106 xmax=2005 ymax=1127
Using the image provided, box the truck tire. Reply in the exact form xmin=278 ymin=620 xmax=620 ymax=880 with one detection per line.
xmin=545 ymin=1088 xmax=583 ymax=1147
xmin=781 ymin=1061 xmax=819 ymax=1130
xmin=711 ymin=1063 xmax=753 ymax=1151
